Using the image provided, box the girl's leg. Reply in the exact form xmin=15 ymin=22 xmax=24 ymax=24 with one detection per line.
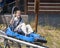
xmin=20 ymin=23 xmax=27 ymax=35
xmin=26 ymin=24 xmax=33 ymax=34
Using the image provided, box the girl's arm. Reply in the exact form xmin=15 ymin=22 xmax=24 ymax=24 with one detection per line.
xmin=10 ymin=18 xmax=14 ymax=25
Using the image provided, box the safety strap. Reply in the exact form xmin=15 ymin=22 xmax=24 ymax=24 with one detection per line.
xmin=16 ymin=17 xmax=22 ymax=26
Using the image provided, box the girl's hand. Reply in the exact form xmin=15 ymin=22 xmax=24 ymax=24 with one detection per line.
xmin=10 ymin=19 xmax=14 ymax=25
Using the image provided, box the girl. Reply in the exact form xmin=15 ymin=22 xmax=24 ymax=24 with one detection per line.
xmin=10 ymin=10 xmax=33 ymax=36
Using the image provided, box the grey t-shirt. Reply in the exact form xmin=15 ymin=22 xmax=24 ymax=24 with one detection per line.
xmin=10 ymin=17 xmax=24 ymax=30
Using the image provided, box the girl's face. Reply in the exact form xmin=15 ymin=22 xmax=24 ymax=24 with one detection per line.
xmin=16 ymin=11 xmax=21 ymax=18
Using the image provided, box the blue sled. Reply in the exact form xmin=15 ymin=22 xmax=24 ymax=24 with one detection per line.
xmin=6 ymin=27 xmax=47 ymax=43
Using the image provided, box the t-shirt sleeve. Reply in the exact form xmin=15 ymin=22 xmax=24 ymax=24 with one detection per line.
xmin=19 ymin=18 xmax=24 ymax=24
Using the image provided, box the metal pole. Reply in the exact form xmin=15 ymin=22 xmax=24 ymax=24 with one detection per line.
xmin=35 ymin=0 xmax=40 ymax=32
xmin=24 ymin=0 xmax=28 ymax=14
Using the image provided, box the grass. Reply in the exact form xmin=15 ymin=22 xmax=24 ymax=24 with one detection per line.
xmin=0 ymin=24 xmax=60 ymax=48
xmin=30 ymin=22 xmax=60 ymax=48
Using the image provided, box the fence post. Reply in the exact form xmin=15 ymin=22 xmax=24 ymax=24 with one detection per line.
xmin=34 ymin=0 xmax=40 ymax=32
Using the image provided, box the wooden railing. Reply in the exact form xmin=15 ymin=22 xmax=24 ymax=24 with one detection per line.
xmin=27 ymin=2 xmax=60 ymax=12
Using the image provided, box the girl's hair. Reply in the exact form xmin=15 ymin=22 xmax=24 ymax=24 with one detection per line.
xmin=15 ymin=10 xmax=21 ymax=14
xmin=13 ymin=7 xmax=21 ymax=14
xmin=13 ymin=9 xmax=21 ymax=17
